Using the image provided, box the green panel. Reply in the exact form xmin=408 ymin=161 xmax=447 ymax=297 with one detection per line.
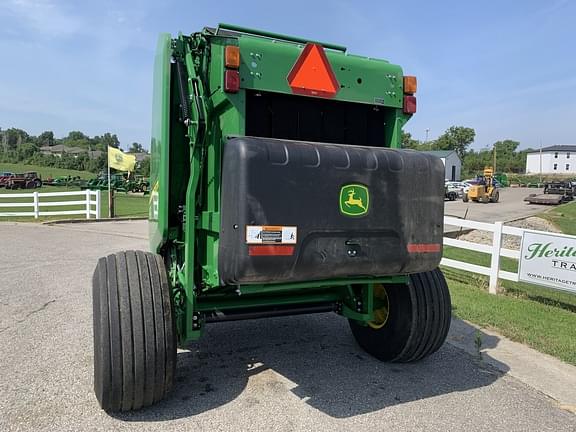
xmin=238 ymin=36 xmax=404 ymax=107
xmin=149 ymin=33 xmax=172 ymax=252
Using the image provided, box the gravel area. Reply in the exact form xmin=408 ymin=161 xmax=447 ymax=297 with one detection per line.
xmin=457 ymin=216 xmax=561 ymax=249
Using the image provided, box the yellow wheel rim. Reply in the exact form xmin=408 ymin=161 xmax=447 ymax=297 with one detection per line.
xmin=368 ymin=284 xmax=390 ymax=330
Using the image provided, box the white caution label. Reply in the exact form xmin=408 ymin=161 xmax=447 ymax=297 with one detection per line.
xmin=246 ymin=225 xmax=297 ymax=244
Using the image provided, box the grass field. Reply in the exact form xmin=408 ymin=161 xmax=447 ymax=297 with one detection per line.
xmin=0 ymin=185 xmax=148 ymax=221
xmin=539 ymin=200 xmax=576 ymax=235
xmin=0 ymin=163 xmax=94 ymax=179
xmin=443 ymin=200 xmax=576 ymax=365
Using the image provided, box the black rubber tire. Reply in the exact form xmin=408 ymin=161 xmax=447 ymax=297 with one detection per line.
xmin=92 ymin=250 xmax=176 ymax=412
xmin=462 ymin=193 xmax=469 ymax=202
xmin=349 ymin=268 xmax=451 ymax=362
xmin=491 ymin=190 xmax=500 ymax=203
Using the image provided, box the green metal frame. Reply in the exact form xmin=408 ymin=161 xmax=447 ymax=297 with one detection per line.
xmin=150 ymin=26 xmax=413 ymax=345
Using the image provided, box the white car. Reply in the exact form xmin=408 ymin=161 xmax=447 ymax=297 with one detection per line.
xmin=444 ymin=182 xmax=463 ymax=200
xmin=446 ymin=181 xmax=471 ymax=194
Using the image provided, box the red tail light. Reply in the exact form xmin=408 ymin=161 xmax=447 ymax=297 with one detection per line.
xmin=403 ymin=95 xmax=417 ymax=114
xmin=224 ymin=70 xmax=240 ymax=93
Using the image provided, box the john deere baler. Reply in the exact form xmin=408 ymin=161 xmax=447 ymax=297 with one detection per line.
xmin=92 ymin=24 xmax=450 ymax=412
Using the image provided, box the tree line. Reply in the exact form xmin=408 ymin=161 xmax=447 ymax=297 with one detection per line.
xmin=1 ymin=125 xmax=531 ymax=177
xmin=402 ymin=126 xmax=531 ymax=175
xmin=0 ymin=128 xmax=148 ymax=175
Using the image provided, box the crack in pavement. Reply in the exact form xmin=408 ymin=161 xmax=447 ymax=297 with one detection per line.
xmin=0 ymin=299 xmax=56 ymax=334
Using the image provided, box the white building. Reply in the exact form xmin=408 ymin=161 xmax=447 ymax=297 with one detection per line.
xmin=525 ymin=145 xmax=576 ymax=174
xmin=421 ymin=150 xmax=461 ymax=181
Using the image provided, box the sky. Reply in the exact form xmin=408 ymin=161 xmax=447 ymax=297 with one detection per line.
xmin=0 ymin=0 xmax=575 ymax=151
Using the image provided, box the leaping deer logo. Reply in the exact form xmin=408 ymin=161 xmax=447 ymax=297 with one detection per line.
xmin=344 ymin=189 xmax=366 ymax=211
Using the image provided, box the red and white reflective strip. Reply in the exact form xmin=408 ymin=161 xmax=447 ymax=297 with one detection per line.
xmin=407 ymin=243 xmax=441 ymax=253
xmin=248 ymin=245 xmax=295 ymax=256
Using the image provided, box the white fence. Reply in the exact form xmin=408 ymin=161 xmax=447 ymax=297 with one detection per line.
xmin=0 ymin=190 xmax=100 ymax=219
xmin=442 ymin=216 xmax=531 ymax=294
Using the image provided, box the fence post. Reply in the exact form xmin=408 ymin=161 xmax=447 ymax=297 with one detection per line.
xmin=33 ymin=191 xmax=39 ymax=219
xmin=95 ymin=190 xmax=101 ymax=220
xmin=85 ymin=189 xmax=91 ymax=219
xmin=489 ymin=221 xmax=504 ymax=294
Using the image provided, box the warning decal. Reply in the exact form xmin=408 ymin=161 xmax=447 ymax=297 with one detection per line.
xmin=246 ymin=225 xmax=297 ymax=244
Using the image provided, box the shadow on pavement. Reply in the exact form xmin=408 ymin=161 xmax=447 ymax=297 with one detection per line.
xmin=114 ymin=314 xmax=507 ymax=421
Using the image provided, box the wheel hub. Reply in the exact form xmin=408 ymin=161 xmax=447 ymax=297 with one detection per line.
xmin=368 ymin=284 xmax=390 ymax=329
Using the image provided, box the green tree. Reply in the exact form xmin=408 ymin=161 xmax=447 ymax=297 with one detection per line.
xmin=101 ymin=133 xmax=120 ymax=149
xmin=129 ymin=142 xmax=145 ymax=153
xmin=435 ymin=126 xmax=475 ymax=159
xmin=63 ymin=130 xmax=90 ymax=149
xmin=3 ymin=128 xmax=29 ymax=150
xmin=66 ymin=131 xmax=88 ymax=141
xmin=137 ymin=157 xmax=150 ymax=176
xmin=37 ymin=131 xmax=55 ymax=147
xmin=463 ymin=149 xmax=492 ymax=175
xmin=16 ymin=142 xmax=39 ymax=160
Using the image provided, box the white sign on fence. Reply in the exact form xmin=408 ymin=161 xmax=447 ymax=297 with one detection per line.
xmin=518 ymin=230 xmax=576 ymax=293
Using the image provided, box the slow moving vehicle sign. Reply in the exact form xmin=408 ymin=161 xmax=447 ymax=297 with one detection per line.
xmin=518 ymin=230 xmax=576 ymax=293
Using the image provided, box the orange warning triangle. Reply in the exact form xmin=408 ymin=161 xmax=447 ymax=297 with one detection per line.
xmin=287 ymin=43 xmax=339 ymax=98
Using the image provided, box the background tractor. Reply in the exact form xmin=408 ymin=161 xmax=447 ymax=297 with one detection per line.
xmin=92 ymin=24 xmax=451 ymax=412
xmin=463 ymin=167 xmax=499 ymax=203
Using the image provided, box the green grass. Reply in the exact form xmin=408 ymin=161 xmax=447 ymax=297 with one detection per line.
xmin=0 ymin=185 xmax=148 ymax=221
xmin=448 ymin=277 xmax=576 ymax=365
xmin=443 ymin=201 xmax=576 ymax=365
xmin=538 ymin=201 xmax=576 ymax=235
xmin=0 ymin=163 xmax=93 ymax=179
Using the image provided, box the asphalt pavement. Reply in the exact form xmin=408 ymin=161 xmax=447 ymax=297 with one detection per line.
xmin=0 ymin=220 xmax=574 ymax=432
xmin=445 ymin=187 xmax=546 ymax=223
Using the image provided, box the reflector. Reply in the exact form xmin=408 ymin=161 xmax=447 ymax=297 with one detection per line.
xmin=287 ymin=43 xmax=339 ymax=98
xmin=249 ymin=245 xmax=295 ymax=256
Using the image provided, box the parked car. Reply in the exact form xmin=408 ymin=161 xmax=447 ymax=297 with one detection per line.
xmin=444 ymin=182 xmax=463 ymax=200
xmin=446 ymin=181 xmax=470 ymax=194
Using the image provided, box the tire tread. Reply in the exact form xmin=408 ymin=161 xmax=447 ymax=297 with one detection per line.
xmin=92 ymin=250 xmax=175 ymax=412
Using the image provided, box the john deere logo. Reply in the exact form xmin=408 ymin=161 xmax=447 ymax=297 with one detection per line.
xmin=115 ymin=154 xmax=124 ymax=163
xmin=340 ymin=184 xmax=369 ymax=216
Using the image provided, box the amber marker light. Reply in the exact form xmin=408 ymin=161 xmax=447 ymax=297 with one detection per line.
xmin=225 ymin=45 xmax=240 ymax=69
xmin=403 ymin=76 xmax=417 ymax=94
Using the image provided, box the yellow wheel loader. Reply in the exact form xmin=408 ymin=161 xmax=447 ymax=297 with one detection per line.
xmin=463 ymin=167 xmax=499 ymax=203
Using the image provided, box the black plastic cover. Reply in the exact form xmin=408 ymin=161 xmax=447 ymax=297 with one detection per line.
xmin=219 ymin=137 xmax=445 ymax=285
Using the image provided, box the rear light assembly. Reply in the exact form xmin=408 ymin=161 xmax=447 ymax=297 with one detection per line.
xmin=402 ymin=75 xmax=417 ymax=113
xmin=224 ymin=45 xmax=241 ymax=93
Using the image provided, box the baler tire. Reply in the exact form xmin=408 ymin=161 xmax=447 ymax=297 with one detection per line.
xmin=349 ymin=268 xmax=451 ymax=363
xmin=92 ymin=250 xmax=176 ymax=412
